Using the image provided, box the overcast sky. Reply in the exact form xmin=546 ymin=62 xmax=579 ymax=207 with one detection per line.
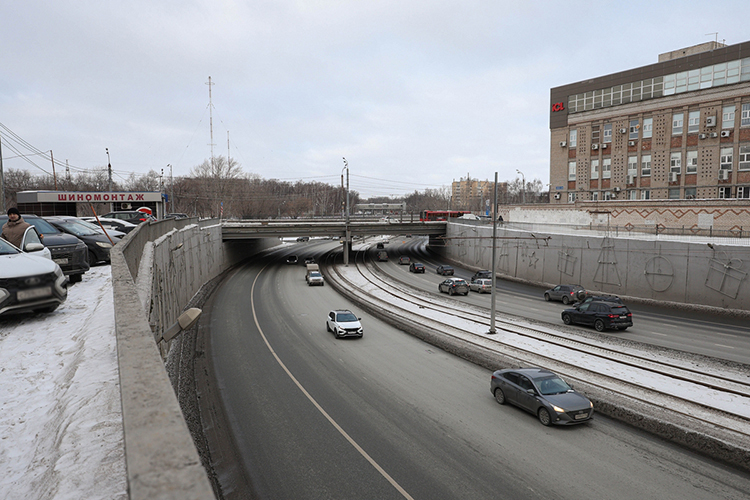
xmin=2 ymin=1 xmax=748 ymax=198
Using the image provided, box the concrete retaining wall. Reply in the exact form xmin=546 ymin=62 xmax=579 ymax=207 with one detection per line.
xmin=112 ymin=218 xmax=279 ymax=500
xmin=445 ymin=221 xmax=750 ymax=311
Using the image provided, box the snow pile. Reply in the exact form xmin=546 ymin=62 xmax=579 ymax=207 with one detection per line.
xmin=0 ymin=266 xmax=126 ymax=500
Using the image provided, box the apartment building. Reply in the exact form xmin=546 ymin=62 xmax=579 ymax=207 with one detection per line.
xmin=549 ymin=40 xmax=750 ymax=203
xmin=451 ymin=175 xmax=493 ymax=210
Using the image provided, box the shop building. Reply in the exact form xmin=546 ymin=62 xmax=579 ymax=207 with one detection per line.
xmin=549 ymin=40 xmax=750 ymax=203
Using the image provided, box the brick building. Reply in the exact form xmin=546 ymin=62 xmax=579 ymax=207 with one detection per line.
xmin=549 ymin=40 xmax=750 ymax=204
xmin=451 ymin=174 xmax=497 ymax=211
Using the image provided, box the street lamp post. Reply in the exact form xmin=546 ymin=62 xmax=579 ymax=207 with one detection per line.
xmin=516 ymin=169 xmax=525 ymax=204
xmin=488 ymin=171 xmax=499 ymax=335
xmin=106 ymin=148 xmax=113 ymax=212
xmin=342 ymin=157 xmax=350 ymax=266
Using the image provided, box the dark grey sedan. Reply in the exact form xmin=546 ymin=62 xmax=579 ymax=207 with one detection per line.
xmin=490 ymin=368 xmax=593 ymax=426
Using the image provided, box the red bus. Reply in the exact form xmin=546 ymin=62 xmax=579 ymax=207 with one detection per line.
xmin=420 ymin=210 xmax=472 ymax=221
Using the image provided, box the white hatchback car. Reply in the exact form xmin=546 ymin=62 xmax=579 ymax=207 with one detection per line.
xmin=0 ymin=229 xmax=68 ymax=316
xmin=469 ymin=278 xmax=493 ymax=294
xmin=326 ymin=310 xmax=364 ymax=339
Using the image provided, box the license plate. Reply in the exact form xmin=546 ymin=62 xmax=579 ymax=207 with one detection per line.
xmin=54 ymin=258 xmax=68 ymax=265
xmin=17 ymin=286 xmax=52 ymax=301
xmin=574 ymin=413 xmax=588 ymax=420
xmin=620 ymin=315 xmax=627 ymax=319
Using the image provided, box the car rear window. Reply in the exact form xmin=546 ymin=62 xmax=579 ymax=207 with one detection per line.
xmin=610 ymin=306 xmax=629 ymax=314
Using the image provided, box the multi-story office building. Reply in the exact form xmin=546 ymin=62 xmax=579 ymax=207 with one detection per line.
xmin=549 ymin=40 xmax=750 ymax=204
xmin=451 ymin=175 xmax=494 ymax=210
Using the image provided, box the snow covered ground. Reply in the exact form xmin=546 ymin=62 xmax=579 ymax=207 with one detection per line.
xmin=0 ymin=266 xmax=126 ymax=500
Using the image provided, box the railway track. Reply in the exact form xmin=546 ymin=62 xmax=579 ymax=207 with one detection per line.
xmin=322 ymin=242 xmax=750 ymax=438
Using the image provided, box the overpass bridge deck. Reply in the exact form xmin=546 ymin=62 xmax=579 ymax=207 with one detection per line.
xmin=221 ymin=219 xmax=447 ymax=239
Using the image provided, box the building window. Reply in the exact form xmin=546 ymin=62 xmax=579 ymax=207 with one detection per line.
xmin=737 ymin=186 xmax=750 ymax=199
xmin=604 ymin=191 xmax=614 ymax=201
xmin=672 ymin=113 xmax=684 ymax=135
xmin=723 ymin=105 xmax=736 ymax=129
xmin=720 ymin=147 xmax=733 ymax=170
xmin=641 ymin=155 xmax=651 ymax=176
xmin=569 ymin=129 xmax=577 ymax=148
xmin=629 ymin=119 xmax=639 ymax=140
xmin=591 ymin=125 xmax=600 ymax=144
xmin=642 ymin=118 xmax=653 ymax=138
xmin=641 ymin=190 xmax=650 ymax=200
xmin=602 ymin=159 xmax=611 ymax=179
xmin=688 ymin=111 xmax=700 ymax=133
xmin=686 ymin=151 xmax=698 ymax=174
xmin=685 ymin=187 xmax=697 ymax=199
xmin=592 ymin=191 xmax=599 ymax=201
xmin=668 ymin=188 xmax=681 ymax=199
xmin=670 ymin=152 xmax=682 ymax=173
xmin=739 ymin=146 xmax=750 ymax=171
xmin=591 ymin=159 xmax=599 ymax=180
xmin=627 ymin=190 xmax=637 ymax=200
xmin=568 ymin=161 xmax=576 ymax=181
xmin=719 ymin=186 xmax=732 ymax=199
xmin=742 ymin=103 xmax=750 ymax=127
xmin=603 ymin=124 xmax=612 ymax=143
xmin=568 ymin=192 xmax=577 ymax=203
xmin=628 ymin=156 xmax=638 ymax=176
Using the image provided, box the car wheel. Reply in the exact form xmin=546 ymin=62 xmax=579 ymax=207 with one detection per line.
xmin=538 ymin=408 xmax=552 ymax=426
xmin=69 ymin=273 xmax=83 ymax=284
xmin=326 ymin=323 xmax=331 ymax=332
xmin=544 ymin=293 xmax=551 ymax=301
xmin=449 ymin=288 xmax=454 ymax=296
xmin=463 ymin=292 xmax=468 ymax=296
xmin=594 ymin=319 xmax=606 ymax=332
xmin=493 ymin=388 xmax=506 ymax=405
xmin=88 ymin=250 xmax=97 ymax=266
xmin=562 ymin=313 xmax=572 ymax=325
xmin=562 ymin=295 xmax=570 ymax=305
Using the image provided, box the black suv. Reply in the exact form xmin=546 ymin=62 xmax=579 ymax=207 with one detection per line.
xmin=0 ymin=214 xmax=89 ymax=283
xmin=409 ymin=262 xmax=425 ymax=273
xmin=471 ymin=270 xmax=492 ymax=282
xmin=561 ymin=301 xmax=633 ymax=332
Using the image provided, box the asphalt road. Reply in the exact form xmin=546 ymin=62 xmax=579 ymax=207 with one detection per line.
xmin=206 ymin=241 xmax=750 ymax=499
xmin=382 ymin=236 xmax=750 ymax=364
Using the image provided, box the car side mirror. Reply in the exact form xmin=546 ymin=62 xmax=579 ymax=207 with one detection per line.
xmin=358 ymin=317 xmax=362 ymax=321
xmin=526 ymin=389 xmax=536 ymax=395
xmin=24 ymin=242 xmax=45 ymax=252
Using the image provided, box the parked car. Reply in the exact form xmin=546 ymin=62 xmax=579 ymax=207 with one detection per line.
xmin=45 ymin=216 xmax=120 ymax=265
xmin=286 ymin=255 xmax=298 ymax=264
xmin=326 ymin=310 xmax=364 ymax=338
xmin=102 ymin=211 xmax=155 ymax=224
xmin=471 ymin=270 xmax=492 ymax=282
xmin=438 ymin=277 xmax=469 ymax=296
xmin=0 ymin=215 xmax=88 ymax=283
xmin=469 ymin=278 xmax=493 ymax=293
xmin=436 ymin=265 xmax=454 ymax=276
xmin=74 ymin=218 xmax=126 ymax=239
xmin=164 ymin=213 xmax=189 ymax=219
xmin=544 ymin=284 xmax=586 ymax=304
xmin=296 ymin=236 xmax=310 ymax=242
xmin=490 ymin=368 xmax=593 ymax=426
xmin=0 ymin=235 xmax=68 ymax=316
xmin=561 ymin=301 xmax=633 ymax=332
xmin=409 ymin=262 xmax=425 ymax=273
xmin=81 ymin=217 xmax=138 ymax=234
xmin=398 ymin=256 xmax=411 ymax=265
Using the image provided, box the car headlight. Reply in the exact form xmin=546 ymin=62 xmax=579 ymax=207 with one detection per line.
xmin=551 ymin=405 xmax=566 ymax=414
xmin=96 ymin=241 xmax=113 ymax=249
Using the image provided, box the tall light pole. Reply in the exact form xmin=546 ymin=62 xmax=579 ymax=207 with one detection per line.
xmin=488 ymin=172 xmax=498 ymax=335
xmin=106 ymin=148 xmax=113 ymax=212
xmin=516 ymin=169 xmax=525 ymax=204
xmin=342 ymin=157 xmax=350 ymax=266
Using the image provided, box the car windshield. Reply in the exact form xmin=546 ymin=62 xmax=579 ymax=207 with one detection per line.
xmin=55 ymin=220 xmax=100 ymax=236
xmin=337 ymin=312 xmax=358 ymax=322
xmin=535 ymin=375 xmax=572 ymax=395
xmin=0 ymin=238 xmax=21 ymax=255
xmin=22 ymin=218 xmax=60 ymax=235
xmin=309 ymin=272 xmax=322 ymax=278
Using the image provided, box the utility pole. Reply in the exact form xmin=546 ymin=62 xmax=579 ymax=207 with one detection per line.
xmin=342 ymin=157 xmax=350 ymax=266
xmin=168 ymin=164 xmax=173 ymax=214
xmin=0 ymin=133 xmax=4 ymax=211
xmin=50 ymin=150 xmax=58 ymax=190
xmin=488 ymin=171 xmax=499 ymax=335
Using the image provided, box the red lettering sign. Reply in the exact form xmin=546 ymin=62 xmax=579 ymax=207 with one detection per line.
xmin=552 ymin=102 xmax=565 ymax=112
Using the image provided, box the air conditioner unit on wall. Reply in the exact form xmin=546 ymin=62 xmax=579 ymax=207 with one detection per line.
xmin=592 ymin=144 xmax=599 ymax=150
xmin=719 ymin=169 xmax=729 ymax=180
xmin=628 ymin=141 xmax=635 ymax=146
xmin=554 ymin=193 xmax=561 ymax=200
xmin=613 ymin=187 xmax=621 ymax=192
xmin=669 ymin=172 xmax=678 ymax=182
xmin=710 ymin=132 xmax=718 ymax=138
xmin=122 ymin=203 xmax=132 ymax=210
xmin=699 ymin=133 xmax=707 ymax=139
xmin=560 ymin=141 xmax=567 ymax=147
xmin=601 ymin=143 xmax=608 ymax=149
xmin=620 ymin=128 xmax=627 ymax=134
xmin=721 ymin=130 xmax=731 ymax=138
xmin=706 ymin=116 xmax=717 ymax=127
